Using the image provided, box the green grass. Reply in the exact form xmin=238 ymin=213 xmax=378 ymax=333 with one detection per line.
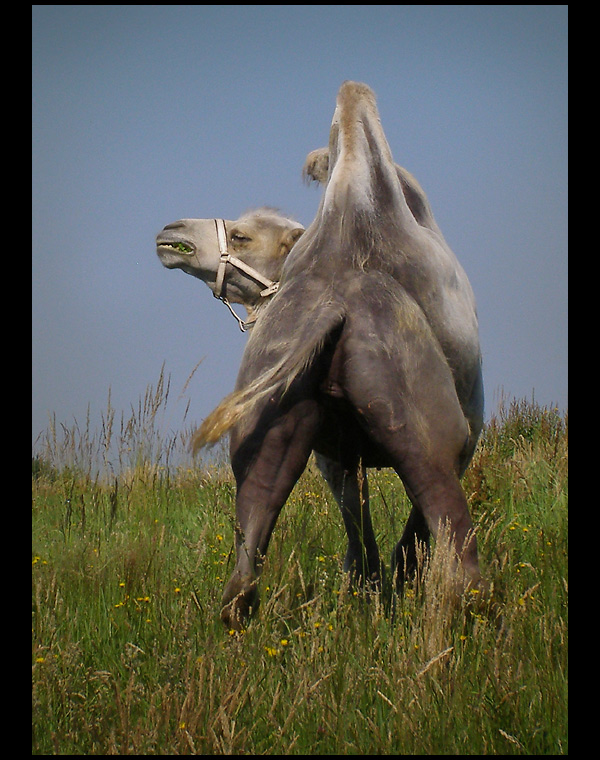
xmin=32 ymin=387 xmax=567 ymax=754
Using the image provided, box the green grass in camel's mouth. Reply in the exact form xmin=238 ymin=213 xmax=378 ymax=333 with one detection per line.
xmin=162 ymin=241 xmax=193 ymax=254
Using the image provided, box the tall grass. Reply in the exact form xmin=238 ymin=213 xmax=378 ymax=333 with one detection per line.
xmin=32 ymin=381 xmax=567 ymax=754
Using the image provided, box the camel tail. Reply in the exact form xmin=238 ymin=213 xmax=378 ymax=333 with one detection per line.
xmin=192 ymin=301 xmax=345 ymax=453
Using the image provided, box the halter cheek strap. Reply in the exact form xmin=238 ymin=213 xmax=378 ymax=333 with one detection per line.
xmin=212 ymin=219 xmax=280 ymax=331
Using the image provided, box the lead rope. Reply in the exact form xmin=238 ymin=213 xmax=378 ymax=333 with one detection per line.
xmin=212 ymin=218 xmax=279 ymax=332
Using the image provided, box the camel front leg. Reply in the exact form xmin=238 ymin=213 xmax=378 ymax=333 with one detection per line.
xmin=315 ymin=453 xmax=382 ymax=586
xmin=221 ymin=400 xmax=321 ymax=630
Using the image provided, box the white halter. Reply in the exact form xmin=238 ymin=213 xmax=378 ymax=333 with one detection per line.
xmin=212 ymin=219 xmax=279 ymax=331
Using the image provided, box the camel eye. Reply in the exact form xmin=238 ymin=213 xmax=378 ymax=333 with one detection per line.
xmin=231 ymin=232 xmax=251 ymax=244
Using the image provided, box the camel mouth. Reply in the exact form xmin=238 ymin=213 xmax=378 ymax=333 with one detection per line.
xmin=157 ymin=240 xmax=194 ymax=255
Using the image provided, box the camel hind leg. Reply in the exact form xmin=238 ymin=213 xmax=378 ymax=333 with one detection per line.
xmin=354 ymin=391 xmax=480 ymax=592
xmin=223 ymin=398 xmax=321 ymax=629
xmin=342 ymin=299 xmax=482 ymax=592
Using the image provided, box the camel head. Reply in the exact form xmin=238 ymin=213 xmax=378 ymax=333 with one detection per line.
xmin=156 ymin=208 xmax=304 ymax=314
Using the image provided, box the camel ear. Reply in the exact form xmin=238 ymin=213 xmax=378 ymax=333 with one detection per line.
xmin=302 ymin=148 xmax=329 ymax=184
xmin=280 ymin=226 xmax=304 ymax=257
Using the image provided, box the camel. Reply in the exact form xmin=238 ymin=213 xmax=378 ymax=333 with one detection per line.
xmin=157 ymin=82 xmax=484 ymax=630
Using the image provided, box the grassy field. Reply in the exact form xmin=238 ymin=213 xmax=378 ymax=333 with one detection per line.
xmin=32 ymin=385 xmax=567 ymax=754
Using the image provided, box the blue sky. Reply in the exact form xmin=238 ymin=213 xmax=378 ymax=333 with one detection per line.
xmin=32 ymin=5 xmax=568 ymax=449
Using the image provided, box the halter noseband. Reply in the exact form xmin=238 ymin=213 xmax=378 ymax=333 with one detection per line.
xmin=213 ymin=218 xmax=279 ymax=331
